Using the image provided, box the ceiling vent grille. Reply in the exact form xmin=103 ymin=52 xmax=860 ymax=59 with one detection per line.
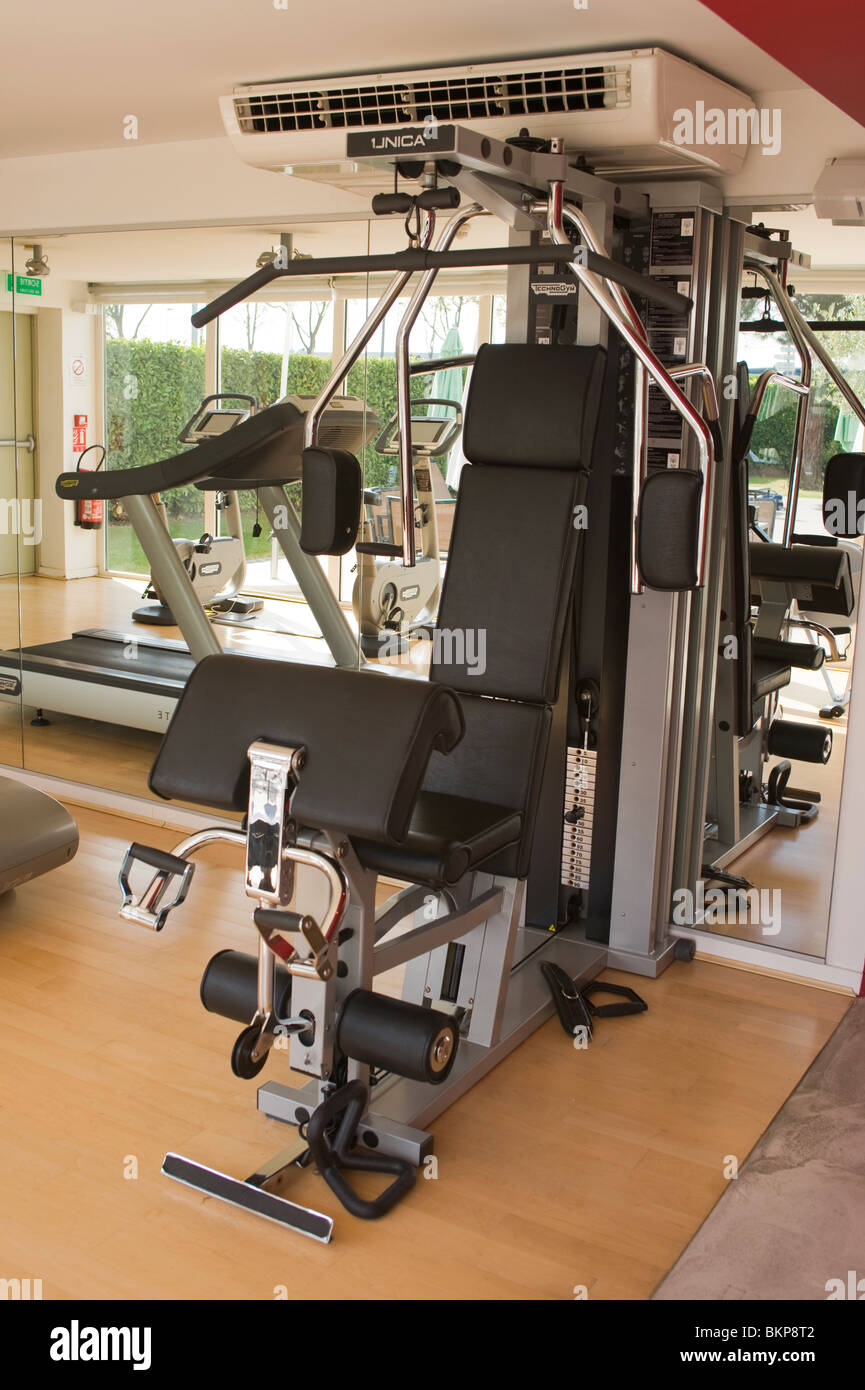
xmin=233 ymin=63 xmax=629 ymax=135
xmin=220 ymin=50 xmax=756 ymax=182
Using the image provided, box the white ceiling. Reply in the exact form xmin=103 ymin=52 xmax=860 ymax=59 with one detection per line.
xmin=4 ymin=0 xmax=865 ymax=279
xmin=9 ymin=213 xmax=501 ymax=284
xmin=1 ymin=0 xmax=806 ymax=159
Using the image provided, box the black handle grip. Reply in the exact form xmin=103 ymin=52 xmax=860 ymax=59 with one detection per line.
xmin=191 ymin=262 xmax=283 ymax=328
xmin=708 ymin=416 xmax=724 ymax=466
xmin=417 ymin=187 xmax=461 ymax=210
xmin=371 ymin=192 xmax=414 ymax=215
xmin=355 ymin=541 xmax=403 ymax=557
xmin=191 ymin=245 xmax=694 ymax=326
xmin=582 ymin=981 xmax=648 ymax=1018
xmin=128 ymin=842 xmax=189 ymax=876
xmin=253 ymin=908 xmax=306 ymax=933
xmin=306 ymin=1080 xmax=416 ymax=1220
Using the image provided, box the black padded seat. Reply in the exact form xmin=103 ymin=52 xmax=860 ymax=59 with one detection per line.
xmin=353 ymin=791 xmax=522 ymax=887
xmin=752 ymin=657 xmax=792 ymax=702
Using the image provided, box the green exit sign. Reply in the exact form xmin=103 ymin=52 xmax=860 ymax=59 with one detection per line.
xmin=5 ymin=273 xmax=42 ymax=296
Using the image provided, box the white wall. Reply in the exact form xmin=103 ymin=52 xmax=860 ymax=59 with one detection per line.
xmin=827 ymin=647 xmax=865 ymax=989
xmin=2 ymin=268 xmax=103 ymax=579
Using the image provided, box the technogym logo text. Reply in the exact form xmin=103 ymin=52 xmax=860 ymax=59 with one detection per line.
xmin=672 ymin=102 xmax=782 ymax=157
xmin=50 ymin=1321 xmax=152 ymax=1371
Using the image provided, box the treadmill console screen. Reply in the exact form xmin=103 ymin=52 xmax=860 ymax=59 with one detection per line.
xmin=195 ymin=409 xmax=246 ymax=437
xmin=410 ymin=418 xmax=451 ymax=446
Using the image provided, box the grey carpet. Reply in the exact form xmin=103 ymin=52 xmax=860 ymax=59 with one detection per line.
xmin=653 ymin=997 xmax=865 ymax=1300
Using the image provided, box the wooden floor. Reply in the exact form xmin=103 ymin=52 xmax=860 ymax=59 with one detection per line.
xmin=0 ymin=804 xmax=849 ymax=1301
xmin=701 ymin=668 xmax=849 ymax=959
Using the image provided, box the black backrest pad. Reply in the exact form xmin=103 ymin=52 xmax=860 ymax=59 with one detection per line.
xmin=431 ymin=342 xmax=604 ymax=703
xmin=149 ymin=655 xmax=463 ymax=843
xmin=462 ymin=343 xmax=606 ymax=467
xmin=431 ymin=464 xmax=586 ymax=700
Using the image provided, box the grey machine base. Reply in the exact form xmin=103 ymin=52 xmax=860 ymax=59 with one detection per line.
xmin=258 ymin=927 xmax=607 ymax=1163
xmin=704 ymin=800 xmax=801 ymax=871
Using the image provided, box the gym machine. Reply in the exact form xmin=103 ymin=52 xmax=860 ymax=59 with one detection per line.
xmin=704 ymin=234 xmax=865 ymax=875
xmin=115 ymin=132 xmax=726 ymax=1239
xmin=133 ymin=393 xmax=266 ymax=627
xmin=353 ymin=391 xmax=462 ymax=658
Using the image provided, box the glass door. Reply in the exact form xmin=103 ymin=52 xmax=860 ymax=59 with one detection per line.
xmin=0 ymin=249 xmax=25 ymax=766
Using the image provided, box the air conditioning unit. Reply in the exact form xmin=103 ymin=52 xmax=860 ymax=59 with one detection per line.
xmin=220 ymin=47 xmax=756 ymax=192
xmin=814 ymin=159 xmax=865 ymax=226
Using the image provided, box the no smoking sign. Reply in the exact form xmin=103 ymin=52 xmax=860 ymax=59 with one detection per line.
xmin=71 ymin=356 xmax=87 ymax=381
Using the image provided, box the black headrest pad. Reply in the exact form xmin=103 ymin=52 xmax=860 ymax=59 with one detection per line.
xmin=461 ymin=344 xmax=606 ymax=469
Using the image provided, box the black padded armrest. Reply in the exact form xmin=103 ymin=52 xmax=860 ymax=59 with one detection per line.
xmin=749 ymin=541 xmax=849 ymax=588
xmin=752 ymin=636 xmax=825 ymax=671
xmin=149 ymin=655 xmax=464 ymax=844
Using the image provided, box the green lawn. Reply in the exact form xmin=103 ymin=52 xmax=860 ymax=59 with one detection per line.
xmin=106 ymin=513 xmax=275 ymax=576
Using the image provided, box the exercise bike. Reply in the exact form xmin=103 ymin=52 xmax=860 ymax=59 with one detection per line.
xmin=133 ymin=393 xmax=264 ymax=627
xmin=352 ymin=400 xmax=461 ymax=658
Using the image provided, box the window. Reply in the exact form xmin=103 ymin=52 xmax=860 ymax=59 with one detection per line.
xmin=102 ymin=303 xmax=205 ymax=574
xmin=740 ymin=291 xmax=865 ymax=539
xmin=217 ymin=299 xmax=335 ymax=591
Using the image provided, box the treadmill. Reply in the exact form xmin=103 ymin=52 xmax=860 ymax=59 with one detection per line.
xmin=0 ymin=396 xmax=376 ymax=734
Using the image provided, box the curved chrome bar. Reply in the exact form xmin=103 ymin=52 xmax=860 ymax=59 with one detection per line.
xmin=393 ymin=201 xmax=488 ymax=565
xmin=302 ymin=210 xmax=437 ymax=450
xmin=119 ymin=827 xmax=247 ymax=931
xmin=559 ymin=202 xmax=648 ymax=343
xmin=172 ymin=827 xmax=248 ymax=858
xmin=743 ymin=261 xmax=813 ymax=546
xmin=280 ymin=843 xmax=348 ymax=945
xmin=748 ymin=369 xmax=809 ymax=421
xmin=547 ymin=186 xmax=715 ymax=587
xmin=668 ymin=363 xmax=721 ymax=422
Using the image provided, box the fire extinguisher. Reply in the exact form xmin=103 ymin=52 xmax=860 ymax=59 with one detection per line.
xmin=75 ymin=444 xmax=106 ymax=530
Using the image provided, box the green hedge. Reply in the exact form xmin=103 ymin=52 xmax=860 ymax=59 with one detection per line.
xmin=105 ymin=339 xmax=441 ymax=520
xmin=746 ymin=375 xmax=840 ymax=485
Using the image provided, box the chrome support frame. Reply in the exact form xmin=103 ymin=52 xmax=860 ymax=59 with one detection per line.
xmin=301 ymin=220 xmax=432 ymax=450
xmin=546 ymin=191 xmax=716 ymax=588
xmin=393 ymin=202 xmax=488 ymax=566
xmin=743 ymin=262 xmax=813 ymax=547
